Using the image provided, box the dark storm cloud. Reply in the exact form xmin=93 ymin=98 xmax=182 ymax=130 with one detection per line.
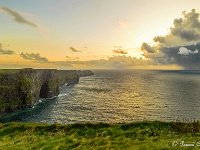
xmin=141 ymin=9 xmax=200 ymax=69
xmin=156 ymin=43 xmax=200 ymax=69
xmin=69 ymin=47 xmax=81 ymax=52
xmin=20 ymin=52 xmax=48 ymax=62
xmin=0 ymin=43 xmax=15 ymax=55
xmin=0 ymin=6 xmax=37 ymax=28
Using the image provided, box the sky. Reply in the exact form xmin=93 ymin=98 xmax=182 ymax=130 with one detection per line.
xmin=0 ymin=0 xmax=200 ymax=69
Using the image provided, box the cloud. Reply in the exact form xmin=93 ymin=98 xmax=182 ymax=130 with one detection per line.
xmin=20 ymin=52 xmax=48 ymax=62
xmin=158 ymin=44 xmax=200 ymax=69
xmin=52 ymin=55 xmax=151 ymax=69
xmin=113 ymin=49 xmax=127 ymax=54
xmin=66 ymin=56 xmax=79 ymax=61
xmin=178 ymin=47 xmax=198 ymax=55
xmin=0 ymin=6 xmax=37 ymax=28
xmin=113 ymin=46 xmax=128 ymax=54
xmin=141 ymin=9 xmax=200 ymax=70
xmin=152 ymin=9 xmax=200 ymax=47
xmin=69 ymin=47 xmax=81 ymax=52
xmin=171 ymin=9 xmax=200 ymax=41
xmin=171 ymin=28 xmax=200 ymax=41
xmin=141 ymin=42 xmax=156 ymax=53
xmin=0 ymin=43 xmax=15 ymax=55
xmin=66 ymin=56 xmax=71 ymax=59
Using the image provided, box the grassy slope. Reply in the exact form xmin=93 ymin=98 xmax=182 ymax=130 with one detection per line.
xmin=0 ymin=121 xmax=200 ymax=150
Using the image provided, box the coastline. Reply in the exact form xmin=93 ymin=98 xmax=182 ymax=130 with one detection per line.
xmin=0 ymin=69 xmax=94 ymax=114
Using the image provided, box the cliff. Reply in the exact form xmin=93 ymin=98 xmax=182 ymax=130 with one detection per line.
xmin=0 ymin=68 xmax=94 ymax=113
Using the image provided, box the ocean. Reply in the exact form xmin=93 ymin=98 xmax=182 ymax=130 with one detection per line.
xmin=1 ymin=70 xmax=200 ymax=124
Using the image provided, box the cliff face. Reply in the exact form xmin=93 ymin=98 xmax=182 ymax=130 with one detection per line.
xmin=0 ymin=69 xmax=94 ymax=113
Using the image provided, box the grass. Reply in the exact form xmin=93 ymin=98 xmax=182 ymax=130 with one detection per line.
xmin=0 ymin=121 xmax=200 ymax=149
xmin=0 ymin=69 xmax=20 ymax=74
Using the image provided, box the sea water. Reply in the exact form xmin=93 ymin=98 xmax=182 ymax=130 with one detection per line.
xmin=1 ymin=70 xmax=200 ymax=124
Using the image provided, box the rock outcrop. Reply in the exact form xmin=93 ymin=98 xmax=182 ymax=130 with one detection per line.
xmin=0 ymin=68 xmax=94 ymax=113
